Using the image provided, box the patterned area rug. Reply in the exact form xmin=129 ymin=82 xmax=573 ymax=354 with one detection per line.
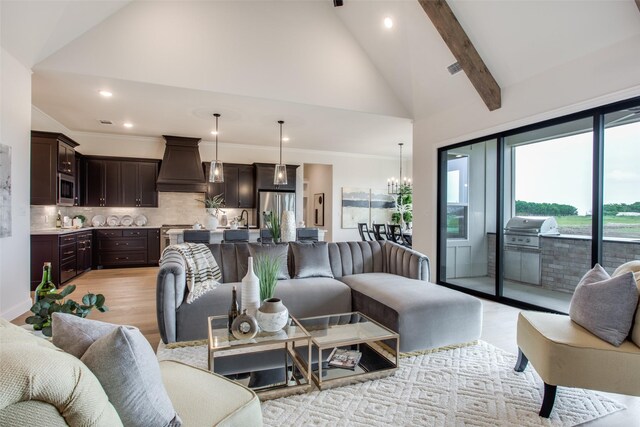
xmin=158 ymin=341 xmax=624 ymax=426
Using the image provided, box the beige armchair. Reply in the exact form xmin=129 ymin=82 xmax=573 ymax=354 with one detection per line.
xmin=514 ymin=310 xmax=640 ymax=417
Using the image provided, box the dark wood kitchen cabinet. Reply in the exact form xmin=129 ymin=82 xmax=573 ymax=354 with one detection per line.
xmin=85 ymin=157 xmax=159 ymax=207
xmin=254 ymin=163 xmax=298 ymax=192
xmin=30 ymin=231 xmax=91 ymax=290
xmin=203 ymin=162 xmax=255 ymax=208
xmin=121 ymin=161 xmax=159 ymax=207
xmin=30 ymin=131 xmax=79 ymax=205
xmin=95 ymin=228 xmax=160 ymax=267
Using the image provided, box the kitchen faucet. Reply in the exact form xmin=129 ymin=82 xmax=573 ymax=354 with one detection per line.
xmin=239 ymin=210 xmax=249 ymax=228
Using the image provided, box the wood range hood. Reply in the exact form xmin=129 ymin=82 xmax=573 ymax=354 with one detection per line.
xmin=156 ymin=135 xmax=208 ymax=193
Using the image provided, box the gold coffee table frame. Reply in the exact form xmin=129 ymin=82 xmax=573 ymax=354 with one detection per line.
xmin=207 ymin=314 xmax=312 ymax=400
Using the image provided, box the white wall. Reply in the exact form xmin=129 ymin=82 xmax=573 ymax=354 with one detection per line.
xmin=32 ymin=108 xmax=400 ymax=242
xmin=412 ymin=35 xmax=640 ymax=280
xmin=0 ymin=48 xmax=32 ymax=320
xmin=304 ymin=164 xmax=333 ymax=241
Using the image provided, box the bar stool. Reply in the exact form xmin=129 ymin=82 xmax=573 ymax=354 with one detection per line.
xmin=222 ymin=229 xmax=249 ymax=243
xmin=296 ymin=228 xmax=319 ymax=242
xmin=183 ymin=230 xmax=210 ymax=244
xmin=258 ymin=229 xmax=273 ymax=244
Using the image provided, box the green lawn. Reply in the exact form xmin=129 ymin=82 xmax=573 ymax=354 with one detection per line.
xmin=555 ymin=215 xmax=640 ymax=238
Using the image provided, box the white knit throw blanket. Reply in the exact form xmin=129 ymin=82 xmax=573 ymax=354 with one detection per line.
xmin=162 ymin=243 xmax=222 ymax=304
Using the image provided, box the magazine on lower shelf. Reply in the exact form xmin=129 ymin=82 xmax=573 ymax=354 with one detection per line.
xmin=327 ymin=348 xmax=362 ymax=370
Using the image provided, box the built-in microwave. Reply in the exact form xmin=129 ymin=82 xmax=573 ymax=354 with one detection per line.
xmin=58 ymin=173 xmax=75 ymax=206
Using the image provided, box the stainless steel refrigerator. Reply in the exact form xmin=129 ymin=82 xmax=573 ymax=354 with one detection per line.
xmin=258 ymin=191 xmax=296 ymax=228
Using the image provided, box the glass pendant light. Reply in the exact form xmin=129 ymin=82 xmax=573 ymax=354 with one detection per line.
xmin=274 ymin=120 xmax=288 ymax=186
xmin=209 ymin=113 xmax=224 ymax=183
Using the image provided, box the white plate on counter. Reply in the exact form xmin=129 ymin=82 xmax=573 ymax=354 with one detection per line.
xmin=134 ymin=214 xmax=148 ymax=226
xmin=121 ymin=215 xmax=134 ymax=226
xmin=106 ymin=215 xmax=120 ymax=227
xmin=91 ymin=215 xmax=106 ymax=227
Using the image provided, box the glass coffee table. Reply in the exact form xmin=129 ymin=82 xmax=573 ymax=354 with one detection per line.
xmin=207 ymin=315 xmax=312 ymax=400
xmin=296 ymin=311 xmax=399 ymax=390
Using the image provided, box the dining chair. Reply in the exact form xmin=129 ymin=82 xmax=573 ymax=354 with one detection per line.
xmin=296 ymin=228 xmax=319 ymax=242
xmin=372 ymin=223 xmax=388 ymax=241
xmin=183 ymin=230 xmax=210 ymax=244
xmin=386 ymin=224 xmax=403 ymax=244
xmin=357 ymin=223 xmax=373 ymax=241
xmin=222 ymin=229 xmax=249 ymax=243
xmin=402 ymin=233 xmax=412 ymax=248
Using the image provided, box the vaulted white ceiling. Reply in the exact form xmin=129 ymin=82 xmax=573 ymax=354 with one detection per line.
xmin=2 ymin=0 xmax=639 ymax=157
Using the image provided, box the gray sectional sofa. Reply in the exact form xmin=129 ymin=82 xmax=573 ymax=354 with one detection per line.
xmin=157 ymin=241 xmax=482 ymax=355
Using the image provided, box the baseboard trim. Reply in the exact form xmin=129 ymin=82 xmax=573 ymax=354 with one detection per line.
xmin=1 ymin=298 xmax=32 ymax=321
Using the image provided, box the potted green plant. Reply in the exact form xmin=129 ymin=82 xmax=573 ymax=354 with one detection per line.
xmin=196 ymin=194 xmax=225 ymax=229
xmin=391 ymin=184 xmax=413 ymax=229
xmin=253 ymin=254 xmax=288 ymax=332
xmin=25 ymin=285 xmax=108 ymax=337
xmin=265 ymin=212 xmax=281 ymax=243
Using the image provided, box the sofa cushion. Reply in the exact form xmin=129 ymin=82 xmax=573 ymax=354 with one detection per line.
xmin=612 ymin=261 xmax=640 ymax=347
xmin=291 ymin=242 xmax=334 ymax=279
xmin=160 ymin=360 xmax=262 ymax=427
xmin=249 ymin=243 xmax=290 ymax=279
xmin=339 ymin=273 xmax=482 ymax=352
xmin=81 ymin=327 xmax=181 ymax=427
xmin=52 ymin=312 xmax=123 ymax=358
xmin=569 ymin=264 xmax=638 ymax=346
xmin=175 ymin=278 xmax=352 ymax=342
xmin=0 ymin=320 xmax=122 ymax=426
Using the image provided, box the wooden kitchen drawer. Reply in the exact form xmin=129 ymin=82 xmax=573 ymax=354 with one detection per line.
xmin=76 ymin=231 xmax=93 ymax=241
xmin=123 ymin=229 xmax=147 ymax=237
xmin=59 ymin=234 xmax=77 ymax=245
xmin=97 ymin=229 xmax=123 ymax=238
xmin=60 ymin=259 xmax=77 ymax=284
xmin=98 ymin=237 xmax=147 ymax=252
xmin=98 ymin=251 xmax=147 ymax=266
xmin=60 ymin=243 xmax=77 ymax=263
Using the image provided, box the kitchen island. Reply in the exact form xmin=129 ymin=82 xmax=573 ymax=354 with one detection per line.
xmin=167 ymin=228 xmax=326 ymax=245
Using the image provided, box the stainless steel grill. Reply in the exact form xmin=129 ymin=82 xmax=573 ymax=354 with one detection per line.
xmin=503 ymin=216 xmax=559 ymax=285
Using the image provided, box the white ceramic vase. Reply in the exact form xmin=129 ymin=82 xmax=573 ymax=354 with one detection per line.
xmin=281 ymin=210 xmax=296 ymax=242
xmin=206 ymin=209 xmax=219 ymax=230
xmin=241 ymin=257 xmax=261 ymax=317
xmin=256 ymin=298 xmax=289 ymax=333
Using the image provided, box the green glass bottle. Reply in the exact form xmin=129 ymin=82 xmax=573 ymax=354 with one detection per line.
xmin=34 ymin=262 xmax=56 ymax=303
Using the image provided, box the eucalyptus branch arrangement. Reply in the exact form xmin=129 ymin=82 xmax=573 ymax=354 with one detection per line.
xmin=26 ymin=285 xmax=108 ymax=337
xmin=253 ymin=254 xmax=281 ymax=301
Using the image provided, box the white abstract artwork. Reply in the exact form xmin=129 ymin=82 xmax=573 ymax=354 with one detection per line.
xmin=0 ymin=144 xmax=11 ymax=237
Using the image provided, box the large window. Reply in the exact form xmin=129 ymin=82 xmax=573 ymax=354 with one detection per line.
xmin=437 ymin=97 xmax=640 ymax=313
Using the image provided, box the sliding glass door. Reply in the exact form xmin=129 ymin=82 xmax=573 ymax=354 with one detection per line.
xmin=437 ymin=96 xmax=640 ymax=313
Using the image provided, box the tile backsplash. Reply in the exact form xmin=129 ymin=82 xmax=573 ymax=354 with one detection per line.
xmin=31 ymin=192 xmax=256 ymax=229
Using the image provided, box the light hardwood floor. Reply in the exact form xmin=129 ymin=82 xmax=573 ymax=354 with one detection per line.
xmin=13 ymin=267 xmax=640 ymax=426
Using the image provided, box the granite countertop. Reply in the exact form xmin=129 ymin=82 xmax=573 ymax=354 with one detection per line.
xmin=31 ymin=225 xmax=160 ymax=235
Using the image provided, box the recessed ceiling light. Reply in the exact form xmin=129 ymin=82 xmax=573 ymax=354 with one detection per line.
xmin=99 ymin=90 xmax=113 ymax=97
xmin=210 ymin=130 xmax=218 ymax=135
xmin=123 ymin=123 xmax=133 ymax=128
xmin=383 ymin=17 xmax=393 ymax=29
xmin=282 ymin=137 xmax=290 ymax=142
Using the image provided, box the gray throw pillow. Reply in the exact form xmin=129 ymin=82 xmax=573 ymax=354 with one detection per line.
xmin=52 ymin=312 xmax=123 ymax=358
xmin=569 ymin=264 xmax=638 ymax=347
xmin=81 ymin=326 xmax=181 ymax=427
xmin=290 ymin=242 xmax=334 ymax=279
xmin=248 ymin=243 xmax=290 ymax=279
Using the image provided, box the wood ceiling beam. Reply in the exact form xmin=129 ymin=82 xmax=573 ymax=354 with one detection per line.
xmin=418 ymin=0 xmax=501 ymax=111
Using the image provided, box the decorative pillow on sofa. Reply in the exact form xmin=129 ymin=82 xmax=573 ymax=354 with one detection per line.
xmin=81 ymin=326 xmax=182 ymax=427
xmin=569 ymin=264 xmax=638 ymax=346
xmin=290 ymin=242 xmax=334 ymax=279
xmin=612 ymin=260 xmax=640 ymax=346
xmin=52 ymin=312 xmax=124 ymax=358
xmin=248 ymin=243 xmax=290 ymax=279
